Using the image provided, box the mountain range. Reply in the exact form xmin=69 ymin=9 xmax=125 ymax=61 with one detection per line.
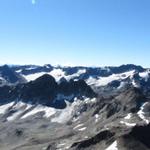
xmin=0 ymin=64 xmax=150 ymax=150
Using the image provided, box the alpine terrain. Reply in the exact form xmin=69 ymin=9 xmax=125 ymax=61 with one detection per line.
xmin=0 ymin=64 xmax=150 ymax=150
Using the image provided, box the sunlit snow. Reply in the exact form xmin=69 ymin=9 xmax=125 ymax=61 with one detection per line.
xmin=105 ymin=141 xmax=118 ymax=150
xmin=21 ymin=105 xmax=56 ymax=119
xmin=120 ymin=121 xmax=136 ymax=127
xmin=0 ymin=102 xmax=15 ymax=114
xmin=51 ymin=100 xmax=81 ymax=123
xmin=22 ymin=72 xmax=46 ymax=82
xmin=139 ymin=71 xmax=149 ymax=82
xmin=78 ymin=127 xmax=87 ymax=131
xmin=87 ymin=70 xmax=135 ymax=86
xmin=73 ymin=124 xmax=84 ymax=130
xmin=124 ymin=113 xmax=132 ymax=120
xmin=137 ymin=102 xmax=149 ymax=124
xmin=22 ymin=68 xmax=86 ymax=82
xmin=7 ymin=102 xmax=32 ymax=121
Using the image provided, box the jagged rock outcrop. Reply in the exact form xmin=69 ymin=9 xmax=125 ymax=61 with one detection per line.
xmin=0 ymin=74 xmax=96 ymax=108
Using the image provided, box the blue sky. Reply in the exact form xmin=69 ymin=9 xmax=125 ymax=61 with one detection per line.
xmin=0 ymin=0 xmax=150 ymax=67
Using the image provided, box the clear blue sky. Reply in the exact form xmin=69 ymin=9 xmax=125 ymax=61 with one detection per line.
xmin=0 ymin=0 xmax=150 ymax=67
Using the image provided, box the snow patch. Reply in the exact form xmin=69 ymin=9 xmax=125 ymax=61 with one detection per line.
xmin=132 ymin=80 xmax=139 ymax=88
xmin=63 ymin=69 xmax=86 ymax=81
xmin=22 ymin=72 xmax=46 ymax=82
xmin=7 ymin=102 xmax=32 ymax=121
xmin=0 ymin=102 xmax=15 ymax=114
xmin=137 ymin=102 xmax=149 ymax=124
xmin=120 ymin=121 xmax=136 ymax=127
xmin=21 ymin=105 xmax=56 ymax=119
xmin=105 ymin=141 xmax=118 ymax=150
xmin=87 ymin=70 xmax=135 ymax=86
xmin=95 ymin=114 xmax=99 ymax=123
xmin=139 ymin=71 xmax=149 ymax=82
xmin=85 ymin=98 xmax=96 ymax=104
xmin=15 ymin=69 xmax=22 ymax=73
xmin=78 ymin=127 xmax=87 ymax=131
xmin=25 ymin=66 xmax=38 ymax=70
xmin=22 ymin=68 xmax=86 ymax=82
xmin=51 ymin=100 xmax=81 ymax=123
xmin=7 ymin=110 xmax=23 ymax=121
xmin=73 ymin=124 xmax=84 ymax=130
xmin=49 ymin=68 xmax=65 ymax=82
xmin=124 ymin=113 xmax=132 ymax=120
xmin=117 ymin=82 xmax=126 ymax=89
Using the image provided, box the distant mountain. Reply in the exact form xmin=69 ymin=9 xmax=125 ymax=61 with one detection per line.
xmin=0 ymin=65 xmax=26 ymax=85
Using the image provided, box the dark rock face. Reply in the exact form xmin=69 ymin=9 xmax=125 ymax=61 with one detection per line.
xmin=107 ymin=80 xmax=121 ymax=88
xmin=62 ymin=67 xmax=81 ymax=76
xmin=15 ymin=129 xmax=23 ymax=137
xmin=106 ymin=102 xmax=121 ymax=118
xmin=113 ymin=87 xmax=146 ymax=113
xmin=129 ymin=124 xmax=150 ymax=148
xmin=0 ymin=65 xmax=26 ymax=84
xmin=58 ymin=79 xmax=96 ymax=98
xmin=45 ymin=144 xmax=56 ymax=150
xmin=110 ymin=64 xmax=144 ymax=74
xmin=0 ymin=74 xmax=96 ymax=108
xmin=19 ymin=74 xmax=58 ymax=105
xmin=115 ymin=124 xmax=150 ymax=150
xmin=71 ymin=130 xmax=115 ymax=149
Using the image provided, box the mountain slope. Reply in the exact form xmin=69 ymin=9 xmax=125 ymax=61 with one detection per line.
xmin=0 ymin=64 xmax=150 ymax=150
